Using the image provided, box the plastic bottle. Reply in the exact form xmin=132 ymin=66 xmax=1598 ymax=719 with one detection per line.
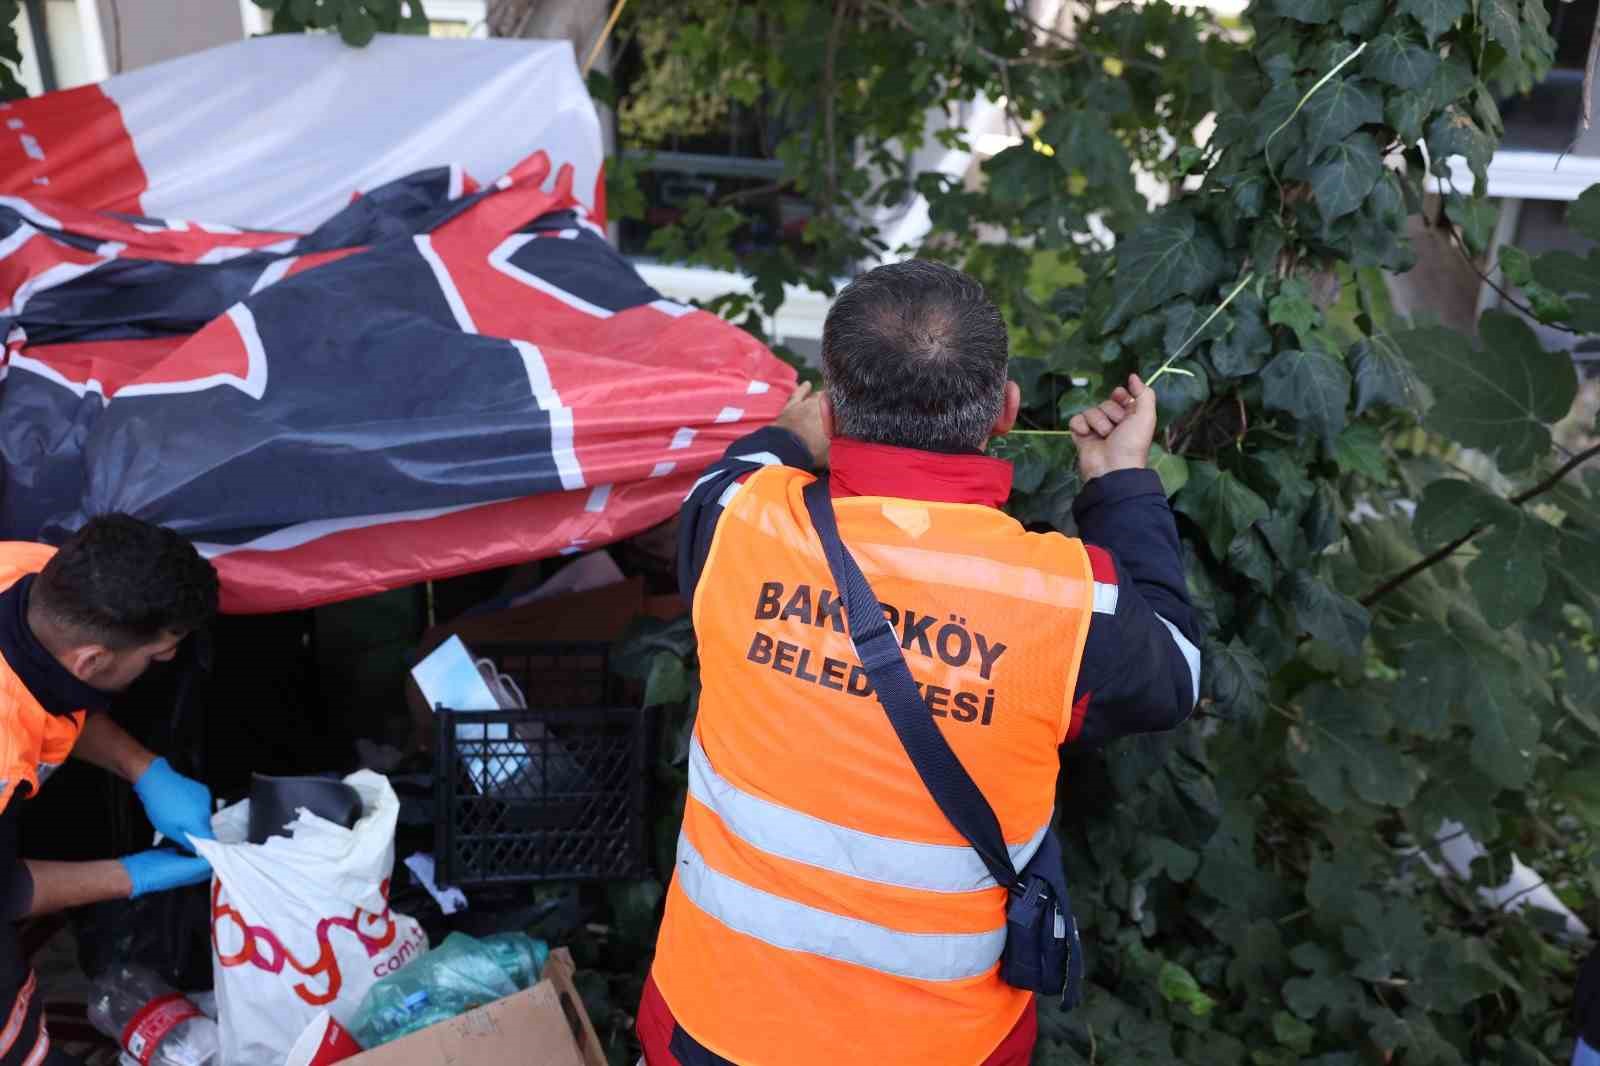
xmin=87 ymin=965 xmax=219 ymax=1066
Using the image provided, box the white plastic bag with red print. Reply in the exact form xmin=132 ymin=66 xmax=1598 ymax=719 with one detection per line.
xmin=193 ymin=771 xmax=428 ymax=1066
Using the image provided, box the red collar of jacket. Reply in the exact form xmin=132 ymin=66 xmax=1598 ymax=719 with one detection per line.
xmin=828 ymin=438 xmax=1014 ymax=509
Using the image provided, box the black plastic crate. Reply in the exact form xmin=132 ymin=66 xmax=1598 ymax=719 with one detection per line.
xmin=433 ymin=642 xmax=658 ymax=886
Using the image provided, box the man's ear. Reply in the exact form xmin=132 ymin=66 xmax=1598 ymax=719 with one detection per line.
xmin=60 ymin=644 xmax=112 ymax=685
xmin=821 ymin=389 xmax=837 ymax=439
xmin=991 ymin=381 xmax=1022 ymax=438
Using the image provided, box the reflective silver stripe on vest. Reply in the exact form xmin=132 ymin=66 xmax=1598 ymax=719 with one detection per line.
xmin=688 ymin=734 xmax=1048 ymax=894
xmin=675 ymin=833 xmax=1006 ymax=981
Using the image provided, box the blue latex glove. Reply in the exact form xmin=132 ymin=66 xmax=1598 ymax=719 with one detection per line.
xmin=121 ymin=849 xmax=212 ymax=898
xmin=133 ymin=757 xmax=215 ymax=853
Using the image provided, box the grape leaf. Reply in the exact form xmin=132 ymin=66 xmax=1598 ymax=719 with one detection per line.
xmin=1410 ymin=758 xmax=1502 ymax=839
xmin=1287 ymin=683 xmax=1416 ymax=812
xmin=1530 ymin=249 xmax=1600 ymax=294
xmin=1568 ymin=184 xmax=1600 ymax=244
xmin=1363 ymin=33 xmax=1440 ymax=90
xmin=1400 ymin=0 xmax=1467 ymax=43
xmin=1105 ymin=211 xmax=1227 ymax=329
xmin=1310 ymin=134 xmax=1383 ymax=221
xmin=1411 ymin=479 xmax=1513 ymax=547
xmin=1391 ymin=620 xmax=1537 ymax=786
xmin=1290 ymin=573 xmax=1370 ymax=655
xmin=1394 ymin=312 xmax=1577 ymax=471
xmin=1465 ymin=510 xmax=1556 ymax=627
xmin=1350 ymin=335 xmax=1423 ymax=414
xmin=1176 ymin=461 xmax=1271 ymax=559
xmin=1301 ymin=78 xmax=1382 ymax=156
xmin=1261 ymin=347 xmax=1352 ymax=448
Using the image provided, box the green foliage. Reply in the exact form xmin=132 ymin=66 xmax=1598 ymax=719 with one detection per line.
xmin=253 ymin=0 xmax=429 ymax=43
xmin=0 ymin=2 xmax=28 ymax=99
xmin=596 ymin=2 xmax=1600 ymax=1064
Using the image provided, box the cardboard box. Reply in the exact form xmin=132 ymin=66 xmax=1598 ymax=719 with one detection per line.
xmin=341 ymin=949 xmax=606 ymax=1066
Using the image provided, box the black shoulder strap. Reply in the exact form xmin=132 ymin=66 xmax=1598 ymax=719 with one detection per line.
xmin=802 ymin=478 xmax=1021 ymax=892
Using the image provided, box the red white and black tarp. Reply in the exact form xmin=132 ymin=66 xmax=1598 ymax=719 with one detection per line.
xmin=0 ymin=33 xmax=794 ymax=612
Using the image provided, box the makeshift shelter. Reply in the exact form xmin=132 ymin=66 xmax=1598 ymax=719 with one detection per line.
xmin=0 ymin=32 xmax=795 ymax=611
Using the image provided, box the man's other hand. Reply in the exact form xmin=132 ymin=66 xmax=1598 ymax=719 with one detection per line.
xmin=1069 ymin=373 xmax=1158 ymax=481
xmin=775 ymin=381 xmax=831 ymax=469
xmin=120 ymin=849 xmax=212 ymax=898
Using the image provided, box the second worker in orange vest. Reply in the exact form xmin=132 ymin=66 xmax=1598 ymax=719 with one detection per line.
xmin=639 ymin=261 xmax=1202 ymax=1066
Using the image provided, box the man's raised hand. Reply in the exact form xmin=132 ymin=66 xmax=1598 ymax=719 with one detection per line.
xmin=1069 ymin=373 xmax=1158 ymax=481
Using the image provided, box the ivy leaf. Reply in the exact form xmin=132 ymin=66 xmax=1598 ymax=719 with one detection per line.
xmin=1290 ymin=573 xmax=1370 ymax=655
xmin=1150 ymin=444 xmax=1190 ymax=497
xmin=1411 ymin=479 xmax=1513 ymax=547
xmin=1394 ymin=313 xmax=1577 ymax=471
xmin=1386 ymin=91 xmax=1430 ymax=146
xmin=1162 ymin=300 xmax=1226 ymax=359
xmin=1445 ymin=194 xmax=1497 ymax=256
xmin=1211 ymin=290 xmax=1273 ymax=377
xmin=1287 ymin=684 xmax=1414 ymax=813
xmin=1251 ymin=80 xmax=1305 ymax=165
xmin=1261 ymin=348 xmax=1352 ymax=448
xmin=1350 ymin=335 xmax=1422 ymax=414
xmin=1498 ymin=244 xmax=1534 ymax=287
xmin=1310 ymin=134 xmax=1383 ymax=221
xmin=1427 ymin=108 xmax=1495 ymax=194
xmin=1273 ymin=0 xmax=1333 ymax=22
xmin=1363 ymin=33 xmax=1440 ymax=90
xmin=1268 ymin=278 xmax=1322 ymax=344
xmin=1203 ymin=637 xmax=1268 ymax=723
xmin=1339 ymin=0 xmax=1386 ymax=35
xmin=1333 ymin=423 xmax=1387 ymax=480
xmin=1105 ymin=211 xmax=1226 ymax=330
xmin=1479 ymin=0 xmax=1521 ymax=57
xmin=1148 ymin=837 xmax=1201 ymax=882
xmin=1401 ymin=0 xmax=1467 ymax=43
xmin=1175 ymin=461 xmax=1271 ymax=559
xmin=1567 ymin=184 xmax=1600 ymax=244
xmin=1465 ymin=510 xmax=1556 ymax=627
xmin=1158 ymin=961 xmax=1218 ymax=1017
xmin=1300 ymin=77 xmax=1382 ymax=156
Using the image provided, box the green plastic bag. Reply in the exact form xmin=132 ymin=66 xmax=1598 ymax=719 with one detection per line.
xmin=349 ymin=932 xmax=550 ymax=1048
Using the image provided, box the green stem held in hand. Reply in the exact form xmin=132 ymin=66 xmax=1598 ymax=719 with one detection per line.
xmin=1145 ymin=272 xmax=1255 ymax=387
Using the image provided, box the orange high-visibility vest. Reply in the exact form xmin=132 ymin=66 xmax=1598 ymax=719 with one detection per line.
xmin=652 ymin=466 xmax=1095 ymax=1066
xmin=0 ymin=544 xmax=86 ymax=814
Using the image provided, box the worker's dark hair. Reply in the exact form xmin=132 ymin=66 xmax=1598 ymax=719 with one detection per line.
xmin=821 ymin=259 xmax=1009 ymax=453
xmin=33 ymin=515 xmax=218 ymax=649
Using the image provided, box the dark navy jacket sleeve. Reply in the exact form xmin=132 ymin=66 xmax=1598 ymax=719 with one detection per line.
xmin=678 ymin=426 xmax=813 ymax=604
xmin=1067 ymin=468 xmax=1200 ymax=747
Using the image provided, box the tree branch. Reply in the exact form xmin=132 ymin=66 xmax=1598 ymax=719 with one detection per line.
xmin=821 ymin=0 xmax=848 ymax=214
xmin=1444 ymin=221 xmax=1584 ymax=336
xmin=1360 ymin=440 xmax=1600 ymax=608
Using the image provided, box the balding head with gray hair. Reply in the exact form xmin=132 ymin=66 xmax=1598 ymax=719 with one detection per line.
xmin=821 ymin=260 xmax=1010 ymax=453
